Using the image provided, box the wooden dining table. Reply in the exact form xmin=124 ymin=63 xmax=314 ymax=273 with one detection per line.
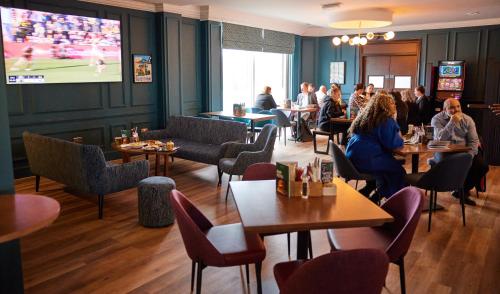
xmin=230 ymin=178 xmax=394 ymax=259
xmin=395 ymin=143 xmax=472 ymax=173
xmin=200 ymin=111 xmax=276 ymax=143
xmin=278 ymin=107 xmax=318 ymax=142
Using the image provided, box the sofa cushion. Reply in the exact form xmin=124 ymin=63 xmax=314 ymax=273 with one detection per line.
xmin=172 ymin=138 xmax=222 ymax=165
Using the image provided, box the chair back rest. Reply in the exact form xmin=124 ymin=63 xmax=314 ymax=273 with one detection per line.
xmin=23 ymin=131 xmax=107 ymax=193
xmin=281 ymin=249 xmax=389 ymax=294
xmin=271 ymin=109 xmax=291 ymax=127
xmin=255 ymin=124 xmax=277 ymax=149
xmin=330 ymin=141 xmax=364 ymax=181
xmin=380 ymin=187 xmax=423 ymax=261
xmin=255 ymin=110 xmax=274 ymax=128
xmin=417 ymin=153 xmax=473 ymax=192
xmin=170 ymin=190 xmax=221 ymax=264
xmin=248 ymin=107 xmax=263 ymax=113
xmin=166 ymin=116 xmax=247 ymax=145
xmin=242 ymin=163 xmax=276 ymax=181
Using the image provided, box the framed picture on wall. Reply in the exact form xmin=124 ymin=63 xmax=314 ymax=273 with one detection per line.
xmin=329 ymin=61 xmax=345 ymax=85
xmin=133 ymin=55 xmax=152 ymax=83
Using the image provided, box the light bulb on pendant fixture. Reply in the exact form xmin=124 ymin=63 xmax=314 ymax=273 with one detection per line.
xmin=359 ymin=37 xmax=368 ymax=45
xmin=384 ymin=31 xmax=395 ymax=40
xmin=332 ymin=37 xmax=341 ymax=46
xmin=352 ymin=36 xmax=360 ymax=45
xmin=341 ymin=35 xmax=350 ymax=43
xmin=366 ymin=32 xmax=375 ymax=40
xmin=348 ymin=38 xmax=355 ymax=46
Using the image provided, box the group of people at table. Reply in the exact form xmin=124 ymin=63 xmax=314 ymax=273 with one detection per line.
xmin=254 ymin=82 xmax=490 ymax=206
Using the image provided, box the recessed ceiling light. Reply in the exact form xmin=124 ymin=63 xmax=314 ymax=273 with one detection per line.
xmin=466 ymin=11 xmax=480 ymax=16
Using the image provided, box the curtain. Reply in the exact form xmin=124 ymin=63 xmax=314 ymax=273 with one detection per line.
xmin=222 ymin=23 xmax=295 ymax=54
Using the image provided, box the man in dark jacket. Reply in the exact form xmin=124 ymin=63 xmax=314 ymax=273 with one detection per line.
xmin=254 ymin=86 xmax=277 ymax=110
xmin=414 ymin=85 xmax=433 ymax=124
xmin=317 ymin=90 xmax=348 ymax=145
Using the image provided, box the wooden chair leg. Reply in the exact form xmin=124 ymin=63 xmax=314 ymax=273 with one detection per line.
xmin=191 ymin=261 xmax=196 ymax=292
xmin=287 ymin=233 xmax=291 ymax=257
xmin=427 ymin=190 xmax=433 ymax=232
xmin=460 ymin=188 xmax=466 ymax=226
xmin=98 ymin=194 xmax=104 ymax=219
xmin=217 ymin=168 xmax=223 ymax=186
xmin=225 ymin=174 xmax=233 ymax=202
xmin=255 ymin=262 xmax=262 ymax=294
xmin=245 ymin=264 xmax=250 ymax=285
xmin=398 ymin=257 xmax=406 ymax=294
xmin=308 ymin=231 xmax=313 ymax=259
xmin=35 ymin=175 xmax=40 ymax=192
xmin=196 ymin=261 xmax=204 ymax=294
xmin=355 ymin=180 xmax=359 ymax=190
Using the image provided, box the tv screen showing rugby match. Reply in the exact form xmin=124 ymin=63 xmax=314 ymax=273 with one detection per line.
xmin=1 ymin=7 xmax=122 ymax=84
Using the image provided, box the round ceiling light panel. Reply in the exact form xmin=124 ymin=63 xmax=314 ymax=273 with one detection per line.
xmin=328 ymin=8 xmax=393 ymax=29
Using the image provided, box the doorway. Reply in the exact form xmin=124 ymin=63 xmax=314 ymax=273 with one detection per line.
xmin=360 ymin=40 xmax=421 ymax=91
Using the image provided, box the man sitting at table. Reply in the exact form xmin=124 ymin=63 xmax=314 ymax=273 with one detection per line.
xmin=255 ymin=86 xmax=277 ymax=110
xmin=431 ymin=98 xmax=489 ymax=206
xmin=316 ymin=85 xmax=328 ymax=108
xmin=296 ymin=82 xmax=318 ymax=120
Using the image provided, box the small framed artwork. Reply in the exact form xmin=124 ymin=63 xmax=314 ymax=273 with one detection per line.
xmin=368 ymin=75 xmax=384 ymax=89
xmin=330 ymin=61 xmax=345 ymax=85
xmin=133 ymin=54 xmax=152 ymax=83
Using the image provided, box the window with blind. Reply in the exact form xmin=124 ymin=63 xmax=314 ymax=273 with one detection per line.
xmin=221 ymin=23 xmax=293 ymax=111
xmin=222 ymin=49 xmax=290 ymax=111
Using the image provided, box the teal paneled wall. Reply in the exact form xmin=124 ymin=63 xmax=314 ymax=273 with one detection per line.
xmin=201 ymin=21 xmax=223 ymax=111
xmin=0 ymin=0 xmax=203 ymax=177
xmin=309 ymin=25 xmax=500 ymax=103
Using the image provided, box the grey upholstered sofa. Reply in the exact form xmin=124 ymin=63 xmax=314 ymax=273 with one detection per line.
xmin=142 ymin=116 xmax=247 ymax=166
xmin=23 ymin=131 xmax=149 ymax=219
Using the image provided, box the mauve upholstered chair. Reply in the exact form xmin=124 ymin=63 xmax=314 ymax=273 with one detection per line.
xmin=327 ymin=187 xmax=423 ymax=294
xmin=274 ymin=249 xmax=389 ymax=294
xmin=219 ymin=124 xmax=277 ymax=201
xmin=170 ymin=190 xmax=266 ymax=294
xmin=405 ymin=152 xmax=473 ymax=232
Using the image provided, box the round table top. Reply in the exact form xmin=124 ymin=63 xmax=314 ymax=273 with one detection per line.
xmin=111 ymin=142 xmax=179 ymax=156
xmin=0 ymin=194 xmax=60 ymax=244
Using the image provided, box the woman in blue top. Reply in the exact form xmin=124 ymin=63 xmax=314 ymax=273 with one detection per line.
xmin=346 ymin=93 xmax=406 ymax=201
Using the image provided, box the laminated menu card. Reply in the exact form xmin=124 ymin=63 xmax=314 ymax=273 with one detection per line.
xmin=276 ymin=161 xmax=297 ymax=197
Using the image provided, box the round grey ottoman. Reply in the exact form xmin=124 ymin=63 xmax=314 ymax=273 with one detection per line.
xmin=138 ymin=176 xmax=176 ymax=227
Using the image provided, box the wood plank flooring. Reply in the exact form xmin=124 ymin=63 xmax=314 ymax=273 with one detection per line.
xmin=15 ymin=135 xmax=500 ymax=294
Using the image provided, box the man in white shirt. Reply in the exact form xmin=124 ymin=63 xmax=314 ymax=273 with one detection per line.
xmin=316 ymin=85 xmax=328 ymax=108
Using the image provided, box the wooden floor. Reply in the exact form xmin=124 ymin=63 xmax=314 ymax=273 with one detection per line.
xmin=16 ymin=135 xmax=500 ymax=294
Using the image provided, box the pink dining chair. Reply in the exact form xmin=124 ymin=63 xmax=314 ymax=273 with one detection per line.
xmin=170 ymin=190 xmax=266 ymax=294
xmin=327 ymin=187 xmax=423 ymax=294
xmin=274 ymin=248 xmax=389 ymax=294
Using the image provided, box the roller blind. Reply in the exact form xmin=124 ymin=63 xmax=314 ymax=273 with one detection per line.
xmin=263 ymin=29 xmax=295 ymax=54
xmin=222 ymin=23 xmax=295 ymax=54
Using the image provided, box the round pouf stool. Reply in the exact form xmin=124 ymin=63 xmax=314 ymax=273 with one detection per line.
xmin=138 ymin=176 xmax=176 ymax=227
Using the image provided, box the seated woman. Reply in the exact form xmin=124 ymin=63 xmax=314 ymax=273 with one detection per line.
xmin=348 ymin=83 xmax=366 ymax=118
xmin=401 ymin=89 xmax=419 ymax=126
xmin=255 ymin=86 xmax=277 ymax=110
xmin=317 ymin=85 xmax=349 ymax=145
xmin=363 ymin=83 xmax=375 ymax=101
xmin=390 ymin=91 xmax=409 ymax=134
xmin=346 ymin=93 xmax=406 ymax=201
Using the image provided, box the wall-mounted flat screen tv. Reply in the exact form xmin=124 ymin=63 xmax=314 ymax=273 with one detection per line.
xmin=1 ymin=7 xmax=122 ymax=84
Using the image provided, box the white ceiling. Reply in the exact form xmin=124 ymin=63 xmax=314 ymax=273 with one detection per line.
xmin=94 ymin=0 xmax=500 ymax=35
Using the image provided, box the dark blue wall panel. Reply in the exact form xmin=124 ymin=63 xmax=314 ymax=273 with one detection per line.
xmin=0 ymin=0 xmax=202 ymax=177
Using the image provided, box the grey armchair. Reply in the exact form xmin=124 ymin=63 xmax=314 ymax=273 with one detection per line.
xmin=218 ymin=124 xmax=277 ymax=201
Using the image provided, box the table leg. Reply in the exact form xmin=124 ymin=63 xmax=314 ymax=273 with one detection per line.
xmin=155 ymin=154 xmax=159 ymax=176
xmin=250 ymin=120 xmax=255 ymax=143
xmin=0 ymin=239 xmax=23 ymax=294
xmin=296 ymin=111 xmax=302 ymax=141
xmin=296 ymin=231 xmax=310 ymax=260
xmin=163 ymin=154 xmax=168 ymax=176
xmin=411 ymin=154 xmax=419 ymax=173
xmin=122 ymin=153 xmax=131 ymax=163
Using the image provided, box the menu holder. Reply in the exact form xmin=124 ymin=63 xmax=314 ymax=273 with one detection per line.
xmin=309 ymin=182 xmax=323 ymax=197
xmin=276 ymin=161 xmax=297 ymax=197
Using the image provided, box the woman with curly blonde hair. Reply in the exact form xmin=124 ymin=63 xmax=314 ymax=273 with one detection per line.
xmin=346 ymin=93 xmax=406 ymax=200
